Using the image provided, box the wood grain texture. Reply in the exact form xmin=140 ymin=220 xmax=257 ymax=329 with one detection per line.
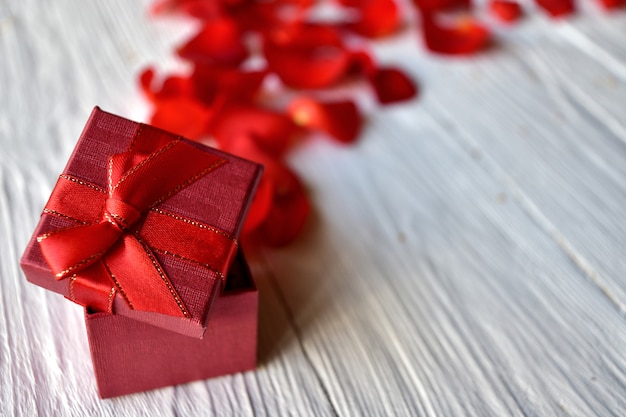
xmin=1 ymin=1 xmax=626 ymax=416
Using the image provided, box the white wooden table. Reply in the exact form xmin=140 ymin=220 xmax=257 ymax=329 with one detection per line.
xmin=2 ymin=1 xmax=626 ymax=415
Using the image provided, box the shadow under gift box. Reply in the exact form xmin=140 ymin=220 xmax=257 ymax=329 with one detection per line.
xmin=86 ymin=249 xmax=258 ymax=398
xmin=20 ymin=107 xmax=263 ymax=339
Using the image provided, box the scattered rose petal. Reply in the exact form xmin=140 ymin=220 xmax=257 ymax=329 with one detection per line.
xmin=288 ymin=97 xmax=362 ymax=143
xmin=140 ymin=68 xmax=196 ymax=104
xmin=143 ymin=0 xmax=621 ymax=249
xmin=489 ymin=0 xmax=523 ymax=22
xmin=535 ymin=0 xmax=575 ymax=17
xmin=347 ymin=50 xmax=377 ymax=77
xmin=212 ymin=106 xmax=299 ymax=157
xmin=243 ymin=172 xmax=275 ymax=234
xmin=421 ymin=13 xmax=491 ymax=55
xmin=225 ymin=139 xmax=311 ymax=247
xmin=177 ymin=18 xmax=248 ymax=66
xmin=597 ymin=0 xmax=624 ymax=9
xmin=346 ymin=0 xmax=401 ymax=38
xmin=256 ymin=162 xmax=311 ymax=247
xmin=334 ymin=0 xmax=364 ymax=6
xmin=191 ymin=65 xmax=267 ymax=106
xmin=150 ymin=0 xmax=221 ymax=19
xmin=149 ymin=0 xmax=188 ymax=16
xmin=413 ymin=0 xmax=472 ymax=12
xmin=370 ymin=67 xmax=418 ymax=104
xmin=149 ymin=98 xmax=213 ymax=140
xmin=140 ymin=68 xmax=157 ymax=101
xmin=145 ymin=0 xmax=424 ymax=246
xmin=231 ymin=2 xmax=283 ymax=33
xmin=176 ymin=0 xmax=222 ymax=19
xmin=263 ymin=23 xmax=351 ymax=89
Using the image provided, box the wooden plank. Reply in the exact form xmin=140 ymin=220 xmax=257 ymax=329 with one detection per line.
xmin=2 ymin=1 xmax=626 ymax=416
xmin=385 ymin=16 xmax=626 ymax=313
xmin=258 ymin=105 xmax=626 ymax=415
xmin=260 ymin=104 xmax=626 ymax=415
xmin=558 ymin=12 xmax=626 ymax=80
xmin=0 ymin=1 xmax=337 ymax=416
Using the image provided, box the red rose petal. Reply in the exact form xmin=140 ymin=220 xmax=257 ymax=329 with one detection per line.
xmin=177 ymin=18 xmax=249 ymax=67
xmin=263 ymin=23 xmax=350 ymax=89
xmin=243 ymin=174 xmax=275 ymax=234
xmin=334 ymin=0 xmax=363 ymax=6
xmin=489 ymin=0 xmax=523 ymax=22
xmin=535 ymin=0 xmax=575 ymax=17
xmin=191 ymin=64 xmax=267 ymax=106
xmin=346 ymin=0 xmax=401 ymax=38
xmin=212 ymin=106 xmax=298 ymax=157
xmin=264 ymin=44 xmax=350 ymax=89
xmin=370 ymin=67 xmax=418 ymax=104
xmin=140 ymin=68 xmax=156 ymax=101
xmin=347 ymin=50 xmax=377 ymax=77
xmin=177 ymin=0 xmax=222 ymax=19
xmin=216 ymin=132 xmax=269 ymax=163
xmin=257 ymin=164 xmax=311 ymax=247
xmin=159 ymin=75 xmax=194 ymax=98
xmin=149 ymin=0 xmax=220 ymax=19
xmin=220 ymin=139 xmax=310 ymax=246
xmin=597 ymin=0 xmax=624 ymax=9
xmin=232 ymin=2 xmax=283 ymax=34
xmin=421 ymin=13 xmax=491 ymax=55
xmin=149 ymin=98 xmax=213 ymax=140
xmin=149 ymin=0 xmax=188 ymax=16
xmin=413 ymin=0 xmax=471 ymax=12
xmin=139 ymin=67 xmax=195 ymax=103
xmin=288 ymin=97 xmax=362 ymax=144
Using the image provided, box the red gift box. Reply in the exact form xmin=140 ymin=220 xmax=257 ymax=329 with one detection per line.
xmin=20 ymin=107 xmax=263 ymax=339
xmin=87 ymin=249 xmax=258 ymax=398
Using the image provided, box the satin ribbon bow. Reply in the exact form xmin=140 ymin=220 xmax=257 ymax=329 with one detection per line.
xmin=37 ymin=125 xmax=234 ymax=317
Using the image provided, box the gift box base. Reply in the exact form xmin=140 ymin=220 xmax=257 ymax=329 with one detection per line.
xmin=86 ymin=251 xmax=258 ymax=398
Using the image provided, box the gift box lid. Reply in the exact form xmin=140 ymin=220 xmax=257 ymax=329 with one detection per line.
xmin=20 ymin=107 xmax=263 ymax=338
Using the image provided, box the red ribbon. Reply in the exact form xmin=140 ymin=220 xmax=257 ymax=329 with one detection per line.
xmin=37 ymin=124 xmax=236 ymax=318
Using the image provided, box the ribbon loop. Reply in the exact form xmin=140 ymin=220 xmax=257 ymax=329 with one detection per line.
xmin=40 ymin=222 xmax=122 ymax=280
xmin=103 ymin=198 xmax=142 ymax=230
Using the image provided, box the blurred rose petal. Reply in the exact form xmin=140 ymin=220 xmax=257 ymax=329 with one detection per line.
xmin=150 ymin=98 xmax=213 ymax=140
xmin=535 ymin=0 xmax=575 ymax=17
xmin=191 ymin=64 xmax=267 ymax=105
xmin=346 ymin=0 xmax=401 ymax=38
xmin=347 ymin=50 xmax=377 ymax=77
xmin=177 ymin=18 xmax=249 ymax=66
xmin=256 ymin=162 xmax=311 ymax=247
xmin=370 ymin=67 xmax=418 ymax=104
xmin=263 ymin=23 xmax=350 ymax=89
xmin=212 ymin=106 xmax=299 ymax=157
xmin=421 ymin=13 xmax=491 ymax=55
xmin=289 ymin=97 xmax=362 ymax=143
xmin=413 ymin=0 xmax=471 ymax=12
xmin=597 ymin=0 xmax=624 ymax=9
xmin=227 ymin=138 xmax=311 ymax=247
xmin=489 ymin=0 xmax=523 ymax=22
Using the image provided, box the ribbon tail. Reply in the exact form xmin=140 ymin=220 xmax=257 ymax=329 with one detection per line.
xmin=104 ymin=234 xmax=189 ymax=318
xmin=38 ymin=222 xmax=122 ymax=280
xmin=71 ymin=261 xmax=116 ymax=313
